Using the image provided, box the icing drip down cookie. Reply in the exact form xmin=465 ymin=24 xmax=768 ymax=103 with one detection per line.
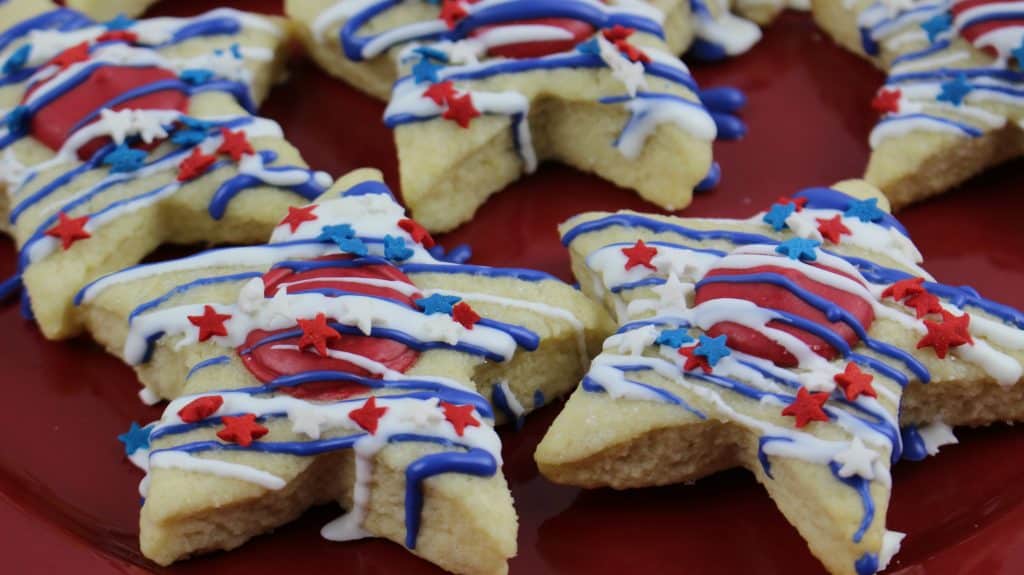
xmin=811 ymin=0 xmax=1024 ymax=207
xmin=0 ymin=0 xmax=331 ymax=339
xmin=535 ymin=180 xmax=1024 ymax=575
xmin=103 ymin=169 xmax=613 ymax=573
xmin=288 ymin=0 xmax=750 ymax=232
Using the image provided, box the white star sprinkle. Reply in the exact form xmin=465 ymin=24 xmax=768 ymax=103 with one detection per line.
xmin=597 ymin=36 xmax=647 ymax=97
xmin=607 ymin=324 xmax=658 ymax=356
xmin=447 ymin=40 xmax=482 ymax=65
xmin=423 ymin=314 xmax=460 ymax=345
xmin=288 ymin=403 xmax=329 ymax=439
xmin=785 ymin=212 xmax=823 ymax=241
xmin=131 ymin=110 xmax=169 ymax=143
xmin=919 ymin=421 xmax=957 ymax=456
xmin=99 ymin=108 xmax=135 ymax=144
xmin=339 ymin=303 xmax=375 ymax=335
xmin=833 ymin=437 xmax=879 ymax=480
xmin=652 ymin=273 xmax=692 ymax=309
xmin=237 ymin=277 xmax=266 ymax=313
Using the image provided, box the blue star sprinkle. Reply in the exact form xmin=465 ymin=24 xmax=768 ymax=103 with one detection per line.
xmin=576 ymin=38 xmax=600 ymax=55
xmin=775 ymin=237 xmax=821 ymax=261
xmin=179 ymin=116 xmax=214 ymax=131
xmin=105 ymin=13 xmax=136 ymax=31
xmin=5 ymin=105 xmax=29 ymax=133
xmin=180 ymin=68 xmax=214 ymax=86
xmin=117 ymin=422 xmax=151 ymax=456
xmin=384 ymin=234 xmax=414 ymax=261
xmin=103 ymin=144 xmax=147 ymax=173
xmin=413 ymin=46 xmax=449 ymax=63
xmin=920 ymin=13 xmax=951 ymax=43
xmin=2 ymin=44 xmax=31 ymax=75
xmin=843 ymin=197 xmax=885 ymax=222
xmin=415 ymin=293 xmax=461 ymax=315
xmin=694 ymin=334 xmax=731 ymax=366
xmin=655 ymin=328 xmax=693 ymax=349
xmin=936 ymin=74 xmax=972 ymax=106
xmin=318 ymin=224 xmax=368 ymax=256
xmin=762 ymin=202 xmax=796 ymax=232
xmin=412 ymin=57 xmax=443 ymax=84
xmin=171 ymin=128 xmax=208 ymax=146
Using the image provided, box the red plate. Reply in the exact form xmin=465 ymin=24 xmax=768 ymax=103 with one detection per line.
xmin=3 ymin=3 xmax=1024 ymax=574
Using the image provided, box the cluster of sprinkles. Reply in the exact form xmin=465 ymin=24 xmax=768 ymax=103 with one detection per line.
xmin=561 ymin=185 xmax=1024 ymax=574
xmin=0 ymin=7 xmax=332 ymax=310
xmin=100 ymin=177 xmax=594 ymax=547
xmin=855 ymin=0 xmax=1024 ymax=150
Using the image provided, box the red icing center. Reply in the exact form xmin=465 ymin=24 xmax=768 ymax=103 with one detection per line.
xmin=238 ymin=255 xmax=422 ymax=400
xmin=472 ymin=18 xmax=595 ymax=59
xmin=951 ymin=0 xmax=1024 ymax=57
xmin=23 ymin=65 xmax=188 ymax=158
xmin=693 ymin=264 xmax=875 ymax=367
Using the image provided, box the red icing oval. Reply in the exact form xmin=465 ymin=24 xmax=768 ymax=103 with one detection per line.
xmin=239 ymin=255 xmax=423 ymax=400
xmin=693 ymin=264 xmax=875 ymax=367
xmin=23 ymin=65 xmax=188 ymax=158
xmin=472 ymin=18 xmax=595 ymax=59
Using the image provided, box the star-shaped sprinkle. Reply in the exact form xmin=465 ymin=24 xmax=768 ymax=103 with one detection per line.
xmin=49 ymin=42 xmax=89 ymax=69
xmin=781 ymin=387 xmax=830 ymax=428
xmin=576 ymin=38 xmax=600 ymax=55
xmin=176 ymin=147 xmax=217 ymax=182
xmin=834 ymin=363 xmax=877 ymax=401
xmin=105 ymin=13 xmax=135 ymax=31
xmin=117 ymin=422 xmax=151 ymax=455
xmin=881 ymin=277 xmax=925 ymax=301
xmin=451 ymin=301 xmax=480 ymax=329
xmin=917 ymin=310 xmax=973 ymax=358
xmin=622 ymin=239 xmax=658 ymax=270
xmin=45 ymin=212 xmax=91 ymax=250
xmin=872 ymin=88 xmax=901 ymax=114
xmin=442 ymin=92 xmax=481 ymax=128
xmin=340 ymin=304 xmax=375 ymax=335
xmin=102 ymin=143 xmax=147 ymax=173
xmin=99 ymin=108 xmax=135 ymax=144
xmin=279 ymin=205 xmax=318 ymax=232
xmin=349 ymin=396 xmax=388 ymax=434
xmin=833 ymin=437 xmax=878 ymax=480
xmin=603 ymin=25 xmax=635 ymax=43
xmin=2 ymin=44 xmax=30 ymax=74
xmin=217 ymin=413 xmax=269 ymax=447
xmin=413 ymin=45 xmax=449 ymax=63
xmin=602 ymin=25 xmax=649 ymax=63
xmin=439 ymin=0 xmax=469 ymax=28
xmin=297 ymin=313 xmax=341 ymax=356
xmin=217 ymin=127 xmax=253 ymax=161
xmin=653 ymin=273 xmax=691 ymax=308
xmin=920 ymin=12 xmax=951 ymax=43
xmin=318 ymin=224 xmax=368 ymax=256
xmin=612 ymin=325 xmax=658 ymax=355
xmin=844 ymin=197 xmax=885 ymax=222
xmin=904 ymin=291 xmax=943 ymax=318
xmin=775 ymin=237 xmax=820 ymax=261
xmin=412 ymin=56 xmax=443 ymax=84
xmin=178 ymin=395 xmax=224 ymax=423
xmin=180 ymin=68 xmax=214 ymax=85
xmin=187 ymin=305 xmax=231 ymax=342
xmin=763 ymin=202 xmax=796 ymax=231
xmin=417 ymin=293 xmax=461 ymax=315
xmin=130 ymin=110 xmax=168 ymax=143
xmin=423 ymin=314 xmax=461 ymax=344
xmin=775 ymin=196 xmax=808 ymax=211
xmin=422 ymin=80 xmax=457 ymax=105
xmin=441 ymin=402 xmax=479 ymax=436
xmin=384 ymin=234 xmax=414 ymax=261
xmin=655 ymin=327 xmax=692 ymax=349
xmin=936 ymin=74 xmax=972 ymax=106
xmin=288 ymin=403 xmax=329 ymax=439
xmin=398 ymin=218 xmax=435 ymax=248
xmin=694 ymin=334 xmax=730 ymax=366
xmin=679 ymin=345 xmax=712 ymax=373
xmin=816 ymin=215 xmax=851 ymax=244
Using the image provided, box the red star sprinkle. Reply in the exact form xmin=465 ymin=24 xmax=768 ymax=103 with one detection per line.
xmin=917 ymin=310 xmax=973 ymax=359
xmin=781 ymin=387 xmax=831 ymax=428
xmin=49 ymin=42 xmax=90 ymax=69
xmin=679 ymin=345 xmax=712 ymax=373
xmin=45 ymin=212 xmax=91 ymax=250
xmin=452 ymin=301 xmax=481 ymax=330
xmin=602 ymin=25 xmax=634 ymax=42
xmin=775 ymin=196 xmax=808 ymax=211
xmin=187 ymin=305 xmax=232 ymax=342
xmin=621 ymin=239 xmax=658 ymax=271
xmin=177 ymin=147 xmax=217 ymax=182
xmin=881 ymin=277 xmax=926 ymax=301
xmin=279 ymin=204 xmax=318 ymax=232
xmin=904 ymin=292 xmax=943 ymax=318
xmin=297 ymin=313 xmax=342 ymax=356
xmin=216 ymin=127 xmax=254 ymax=161
xmin=614 ymin=39 xmax=650 ymax=63
xmin=349 ymin=396 xmax=388 ymax=434
xmin=439 ymin=0 xmax=468 ymax=28
xmin=872 ymin=89 xmax=901 ymax=115
xmin=442 ymin=92 xmax=481 ymax=128
xmin=422 ymin=80 xmax=457 ymax=106
xmin=441 ymin=402 xmax=479 ymax=436
xmin=398 ymin=218 xmax=435 ymax=248
xmin=833 ymin=363 xmax=877 ymax=401
xmin=96 ymin=30 xmax=138 ymax=43
xmin=217 ymin=414 xmax=268 ymax=447
xmin=816 ymin=215 xmax=851 ymax=244
xmin=177 ymin=395 xmax=224 ymax=423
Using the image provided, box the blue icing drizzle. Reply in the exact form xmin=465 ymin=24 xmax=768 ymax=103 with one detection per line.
xmin=829 ymin=461 xmax=874 ymax=543
xmin=900 ymin=425 xmax=929 ymax=461
xmin=695 ymin=161 xmax=721 ymax=193
xmin=491 ymin=381 xmax=524 ymax=428
xmin=167 ymin=15 xmax=242 ymax=45
xmin=130 ymin=272 xmax=261 ymax=321
xmin=208 ymin=151 xmax=325 ymax=219
xmin=186 ymin=355 xmax=232 ymax=380
xmin=0 ymin=8 xmax=94 ymax=55
xmin=340 ymin=180 xmax=393 ymax=197
xmin=855 ymin=553 xmax=879 ymax=575
xmin=792 ymin=187 xmax=908 ymax=237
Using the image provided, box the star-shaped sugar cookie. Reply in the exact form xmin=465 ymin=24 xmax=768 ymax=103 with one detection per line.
xmin=289 ymin=0 xmax=749 ymax=232
xmin=811 ymin=0 xmax=1024 ymax=207
xmin=0 ymin=0 xmax=328 ymax=339
xmin=536 ymin=180 xmax=1024 ymax=575
xmin=96 ymin=168 xmax=611 ymax=573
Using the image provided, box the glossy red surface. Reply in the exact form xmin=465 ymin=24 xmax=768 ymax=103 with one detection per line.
xmin=3 ymin=3 xmax=1024 ymax=574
